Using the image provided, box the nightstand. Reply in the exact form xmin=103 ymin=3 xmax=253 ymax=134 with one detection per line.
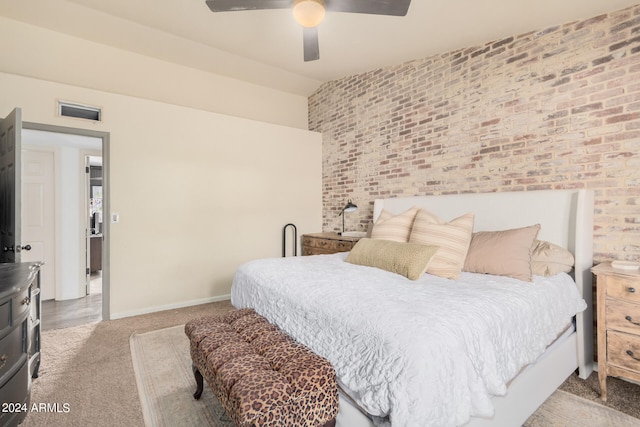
xmin=301 ymin=233 xmax=361 ymax=256
xmin=592 ymin=262 xmax=640 ymax=401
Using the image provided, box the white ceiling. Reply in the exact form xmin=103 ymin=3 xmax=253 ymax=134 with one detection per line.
xmin=1 ymin=0 xmax=638 ymax=96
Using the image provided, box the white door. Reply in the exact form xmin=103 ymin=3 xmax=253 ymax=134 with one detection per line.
xmin=21 ymin=149 xmax=56 ymax=300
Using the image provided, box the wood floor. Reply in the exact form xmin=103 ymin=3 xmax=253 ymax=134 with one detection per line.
xmin=41 ymin=272 xmax=102 ymax=331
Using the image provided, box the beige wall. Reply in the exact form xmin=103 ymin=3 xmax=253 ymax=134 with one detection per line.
xmin=310 ymin=4 xmax=640 ymax=264
xmin=0 ymin=16 xmax=309 ymax=129
xmin=0 ymin=71 xmax=322 ymax=318
xmin=0 ymin=15 xmax=322 ymax=318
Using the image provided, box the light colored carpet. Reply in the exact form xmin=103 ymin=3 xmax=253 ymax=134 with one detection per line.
xmin=131 ymin=323 xmax=640 ymax=427
xmin=22 ymin=300 xmax=235 ymax=427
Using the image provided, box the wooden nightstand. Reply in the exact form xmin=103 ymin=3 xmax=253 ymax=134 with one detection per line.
xmin=301 ymin=233 xmax=361 ymax=256
xmin=592 ymin=262 xmax=640 ymax=401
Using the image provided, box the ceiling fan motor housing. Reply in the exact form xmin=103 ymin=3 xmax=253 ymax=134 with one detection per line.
xmin=293 ymin=0 xmax=326 ymax=27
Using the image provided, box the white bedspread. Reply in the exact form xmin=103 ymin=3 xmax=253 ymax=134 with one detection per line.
xmin=231 ymin=253 xmax=587 ymax=427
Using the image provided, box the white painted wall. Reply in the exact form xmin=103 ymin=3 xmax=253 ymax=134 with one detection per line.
xmin=0 ymin=72 xmax=322 ymax=318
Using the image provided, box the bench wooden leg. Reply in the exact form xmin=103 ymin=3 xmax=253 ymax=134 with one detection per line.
xmin=320 ymin=419 xmax=336 ymax=427
xmin=192 ymin=364 xmax=204 ymax=400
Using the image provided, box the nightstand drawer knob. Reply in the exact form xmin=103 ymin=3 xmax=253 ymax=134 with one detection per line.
xmin=625 ymin=315 xmax=640 ymax=326
xmin=626 ymin=349 xmax=640 ymax=361
xmin=628 ymin=287 xmax=636 ymax=293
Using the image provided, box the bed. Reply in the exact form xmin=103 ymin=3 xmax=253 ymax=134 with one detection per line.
xmin=231 ymin=189 xmax=595 ymax=427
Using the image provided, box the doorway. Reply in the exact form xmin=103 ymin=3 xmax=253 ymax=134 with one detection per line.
xmin=21 ymin=122 xmax=110 ymax=327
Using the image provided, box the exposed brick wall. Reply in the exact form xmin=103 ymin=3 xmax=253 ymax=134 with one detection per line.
xmin=309 ymin=5 xmax=640 ymax=263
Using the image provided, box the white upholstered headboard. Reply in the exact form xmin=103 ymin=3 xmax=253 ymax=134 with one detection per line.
xmin=373 ymin=189 xmax=595 ymax=377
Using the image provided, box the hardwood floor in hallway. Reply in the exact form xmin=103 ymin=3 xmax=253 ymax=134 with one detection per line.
xmin=41 ymin=272 xmax=102 ymax=331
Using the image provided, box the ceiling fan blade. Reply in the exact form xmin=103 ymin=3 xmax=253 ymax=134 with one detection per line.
xmin=303 ymin=27 xmax=319 ymax=62
xmin=205 ymin=0 xmax=292 ymax=12
xmin=325 ymin=0 xmax=411 ymax=16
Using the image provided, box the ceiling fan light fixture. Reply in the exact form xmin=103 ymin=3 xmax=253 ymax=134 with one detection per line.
xmin=293 ymin=0 xmax=325 ymax=28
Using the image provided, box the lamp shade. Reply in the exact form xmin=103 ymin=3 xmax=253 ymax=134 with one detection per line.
xmin=342 ymin=199 xmax=358 ymax=214
xmin=293 ymin=0 xmax=326 ymax=28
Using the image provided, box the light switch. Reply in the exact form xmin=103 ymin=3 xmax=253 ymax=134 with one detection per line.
xmin=111 ymin=213 xmax=120 ymax=223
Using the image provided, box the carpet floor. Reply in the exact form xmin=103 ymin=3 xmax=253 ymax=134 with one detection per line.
xmin=21 ymin=299 xmax=640 ymax=426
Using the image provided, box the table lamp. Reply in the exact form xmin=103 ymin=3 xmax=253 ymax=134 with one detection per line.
xmin=338 ymin=199 xmax=358 ymax=235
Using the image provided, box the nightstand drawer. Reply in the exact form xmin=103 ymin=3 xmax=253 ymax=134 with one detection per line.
xmin=303 ymin=248 xmax=332 ymax=256
xmin=301 ymin=236 xmax=318 ymax=248
xmin=314 ymin=238 xmax=334 ymax=251
xmin=606 ymin=274 xmax=640 ymax=303
xmin=334 ymin=241 xmax=353 ymax=251
xmin=608 ymin=330 xmax=640 ymax=374
xmin=607 ymin=299 xmax=640 ymax=335
xmin=301 ymin=233 xmax=361 ymax=256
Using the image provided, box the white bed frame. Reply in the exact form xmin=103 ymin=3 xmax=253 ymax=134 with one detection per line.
xmin=337 ymin=189 xmax=594 ymax=427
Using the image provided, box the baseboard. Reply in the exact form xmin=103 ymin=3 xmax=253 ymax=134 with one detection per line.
xmin=110 ymin=294 xmax=231 ymax=320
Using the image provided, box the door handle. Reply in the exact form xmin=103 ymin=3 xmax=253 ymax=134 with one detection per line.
xmin=20 ymin=245 xmax=32 ymax=251
xmin=3 ymin=245 xmax=14 ymax=252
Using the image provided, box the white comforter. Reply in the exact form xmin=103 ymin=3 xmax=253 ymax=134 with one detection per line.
xmin=231 ymin=253 xmax=586 ymax=427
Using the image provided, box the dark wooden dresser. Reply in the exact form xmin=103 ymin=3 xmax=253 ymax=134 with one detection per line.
xmin=301 ymin=233 xmax=362 ymax=256
xmin=0 ymin=262 xmax=42 ymax=427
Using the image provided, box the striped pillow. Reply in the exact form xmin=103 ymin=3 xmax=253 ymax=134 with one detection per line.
xmin=409 ymin=209 xmax=474 ymax=279
xmin=371 ymin=207 xmax=419 ymax=242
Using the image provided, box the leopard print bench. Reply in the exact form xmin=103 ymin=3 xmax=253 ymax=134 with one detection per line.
xmin=185 ymin=308 xmax=339 ymax=427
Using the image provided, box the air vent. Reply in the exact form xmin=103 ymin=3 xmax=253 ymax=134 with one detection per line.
xmin=58 ymin=101 xmax=102 ymax=122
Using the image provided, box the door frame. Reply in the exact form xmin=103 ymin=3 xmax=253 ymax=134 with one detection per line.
xmin=24 ymin=121 xmax=111 ymax=321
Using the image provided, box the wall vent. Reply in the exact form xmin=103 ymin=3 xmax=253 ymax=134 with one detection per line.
xmin=58 ymin=101 xmax=102 ymax=122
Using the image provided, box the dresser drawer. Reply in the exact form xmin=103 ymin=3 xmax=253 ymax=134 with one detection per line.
xmin=606 ymin=299 xmax=640 ymax=335
xmin=0 ymin=300 xmax=10 ymax=338
xmin=606 ymin=275 xmax=640 ymax=303
xmin=608 ymin=330 xmax=640 ymax=374
xmin=12 ymin=287 xmax=31 ymax=323
xmin=0 ymin=323 xmax=27 ymax=382
xmin=0 ymin=358 xmax=29 ymax=427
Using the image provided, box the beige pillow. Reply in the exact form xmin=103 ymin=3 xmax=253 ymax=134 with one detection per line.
xmin=370 ymin=207 xmax=419 ymax=242
xmin=531 ymin=240 xmax=574 ymax=276
xmin=463 ymin=224 xmax=541 ymax=281
xmin=409 ymin=210 xmax=475 ymax=279
xmin=346 ymin=238 xmax=439 ymax=280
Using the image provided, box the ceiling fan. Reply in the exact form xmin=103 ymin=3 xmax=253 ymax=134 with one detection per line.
xmin=205 ymin=0 xmax=412 ymax=62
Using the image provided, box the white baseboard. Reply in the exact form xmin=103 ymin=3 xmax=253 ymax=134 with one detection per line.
xmin=110 ymin=294 xmax=231 ymax=320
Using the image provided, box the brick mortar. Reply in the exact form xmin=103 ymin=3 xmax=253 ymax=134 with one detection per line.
xmin=309 ymin=5 xmax=640 ymax=263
